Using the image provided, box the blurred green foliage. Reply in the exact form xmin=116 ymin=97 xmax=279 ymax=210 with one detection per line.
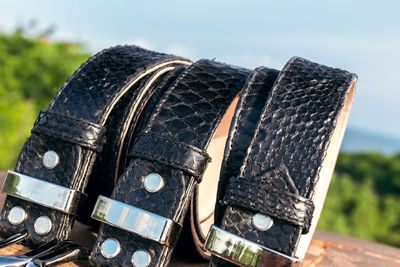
xmin=0 ymin=28 xmax=90 ymax=169
xmin=318 ymin=152 xmax=400 ymax=247
xmin=0 ymin=29 xmax=399 ymax=247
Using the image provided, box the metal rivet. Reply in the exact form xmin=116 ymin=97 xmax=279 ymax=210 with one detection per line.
xmin=100 ymin=238 xmax=121 ymax=259
xmin=132 ymin=250 xmax=151 ymax=267
xmin=252 ymin=213 xmax=273 ymax=231
xmin=143 ymin=173 xmax=164 ymax=193
xmin=34 ymin=216 xmax=52 ymax=235
xmin=8 ymin=206 xmax=27 ymax=225
xmin=43 ymin=150 xmax=60 ymax=169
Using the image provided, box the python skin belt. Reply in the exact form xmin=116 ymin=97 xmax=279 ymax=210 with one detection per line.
xmin=0 ymin=45 xmax=356 ymax=267
xmin=0 ymin=45 xmax=191 ymax=266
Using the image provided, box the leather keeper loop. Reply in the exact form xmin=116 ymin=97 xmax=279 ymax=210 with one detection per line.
xmin=128 ymin=134 xmax=211 ymax=181
xmin=222 ymin=166 xmax=315 ymax=233
xmin=31 ymin=110 xmax=105 ymax=152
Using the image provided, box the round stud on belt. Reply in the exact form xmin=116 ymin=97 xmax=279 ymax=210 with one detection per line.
xmin=34 ymin=216 xmax=52 ymax=236
xmin=143 ymin=173 xmax=164 ymax=193
xmin=42 ymin=150 xmax=60 ymax=169
xmin=7 ymin=206 xmax=27 ymax=226
xmin=100 ymin=238 xmax=121 ymax=259
xmin=252 ymin=213 xmax=274 ymax=231
xmin=132 ymin=250 xmax=152 ymax=267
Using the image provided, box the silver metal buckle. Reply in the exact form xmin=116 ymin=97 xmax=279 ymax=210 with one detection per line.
xmin=0 ymin=240 xmax=88 ymax=267
xmin=205 ymin=226 xmax=302 ymax=267
xmin=0 ymin=232 xmax=27 ymax=249
xmin=1 ymin=170 xmax=85 ymax=215
xmin=91 ymin=196 xmax=182 ymax=247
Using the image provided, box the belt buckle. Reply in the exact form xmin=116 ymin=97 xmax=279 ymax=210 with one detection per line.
xmin=91 ymin=196 xmax=182 ymax=247
xmin=204 ymin=225 xmax=302 ymax=267
xmin=0 ymin=170 xmax=88 ymax=260
xmin=1 ymin=170 xmax=85 ymax=215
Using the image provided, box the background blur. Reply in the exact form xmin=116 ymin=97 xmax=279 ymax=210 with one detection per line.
xmin=0 ymin=0 xmax=399 ymax=247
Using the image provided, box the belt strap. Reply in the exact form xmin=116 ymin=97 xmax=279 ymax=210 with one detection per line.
xmin=222 ymin=166 xmax=315 ymax=233
xmin=32 ymin=110 xmax=105 ymax=152
xmin=128 ymin=134 xmax=211 ymax=180
xmin=188 ymin=67 xmax=280 ymax=258
xmin=0 ymin=45 xmax=190 ymax=246
xmin=207 ymin=57 xmax=357 ymax=266
xmin=90 ymin=60 xmax=251 ymax=267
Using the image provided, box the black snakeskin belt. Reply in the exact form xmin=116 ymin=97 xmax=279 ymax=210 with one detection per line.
xmin=201 ymin=58 xmax=357 ymax=267
xmin=0 ymin=45 xmax=356 ymax=267
xmin=0 ymin=45 xmax=191 ymax=265
xmin=89 ymin=60 xmax=251 ymax=266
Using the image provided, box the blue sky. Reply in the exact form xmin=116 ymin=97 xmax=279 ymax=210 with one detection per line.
xmin=1 ymin=0 xmax=399 ymax=138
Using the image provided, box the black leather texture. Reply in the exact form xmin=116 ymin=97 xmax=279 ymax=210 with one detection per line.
xmin=128 ymin=134 xmax=211 ymax=180
xmin=222 ymin=165 xmax=315 ymax=233
xmin=183 ymin=67 xmax=279 ymax=259
xmin=210 ymin=57 xmax=357 ymax=266
xmin=90 ymin=60 xmax=251 ymax=267
xmin=213 ymin=67 xmax=279 ymax=225
xmin=32 ymin=110 xmax=105 ymax=152
xmin=0 ymin=45 xmax=188 ymax=247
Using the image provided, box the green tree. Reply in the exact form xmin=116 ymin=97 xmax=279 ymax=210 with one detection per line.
xmin=319 ymin=153 xmax=400 ymax=247
xmin=0 ymin=28 xmax=90 ymax=169
xmin=335 ymin=152 xmax=400 ymax=195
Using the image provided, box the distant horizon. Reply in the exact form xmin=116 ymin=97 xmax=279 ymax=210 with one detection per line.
xmin=341 ymin=127 xmax=400 ymax=155
xmin=345 ymin=126 xmax=400 ymax=141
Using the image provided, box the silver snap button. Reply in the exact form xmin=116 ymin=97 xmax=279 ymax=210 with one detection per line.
xmin=34 ymin=216 xmax=52 ymax=235
xmin=143 ymin=173 xmax=164 ymax=193
xmin=100 ymin=238 xmax=121 ymax=259
xmin=8 ymin=206 xmax=27 ymax=225
xmin=252 ymin=213 xmax=273 ymax=231
xmin=132 ymin=250 xmax=151 ymax=267
xmin=43 ymin=150 xmax=60 ymax=169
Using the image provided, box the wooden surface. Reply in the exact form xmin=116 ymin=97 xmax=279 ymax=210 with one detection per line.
xmin=1 ymin=171 xmax=400 ymax=266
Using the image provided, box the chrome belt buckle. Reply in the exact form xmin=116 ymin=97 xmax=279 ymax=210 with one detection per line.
xmin=91 ymin=196 xmax=182 ymax=247
xmin=1 ymin=170 xmax=85 ymax=215
xmin=205 ymin=226 xmax=302 ymax=267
